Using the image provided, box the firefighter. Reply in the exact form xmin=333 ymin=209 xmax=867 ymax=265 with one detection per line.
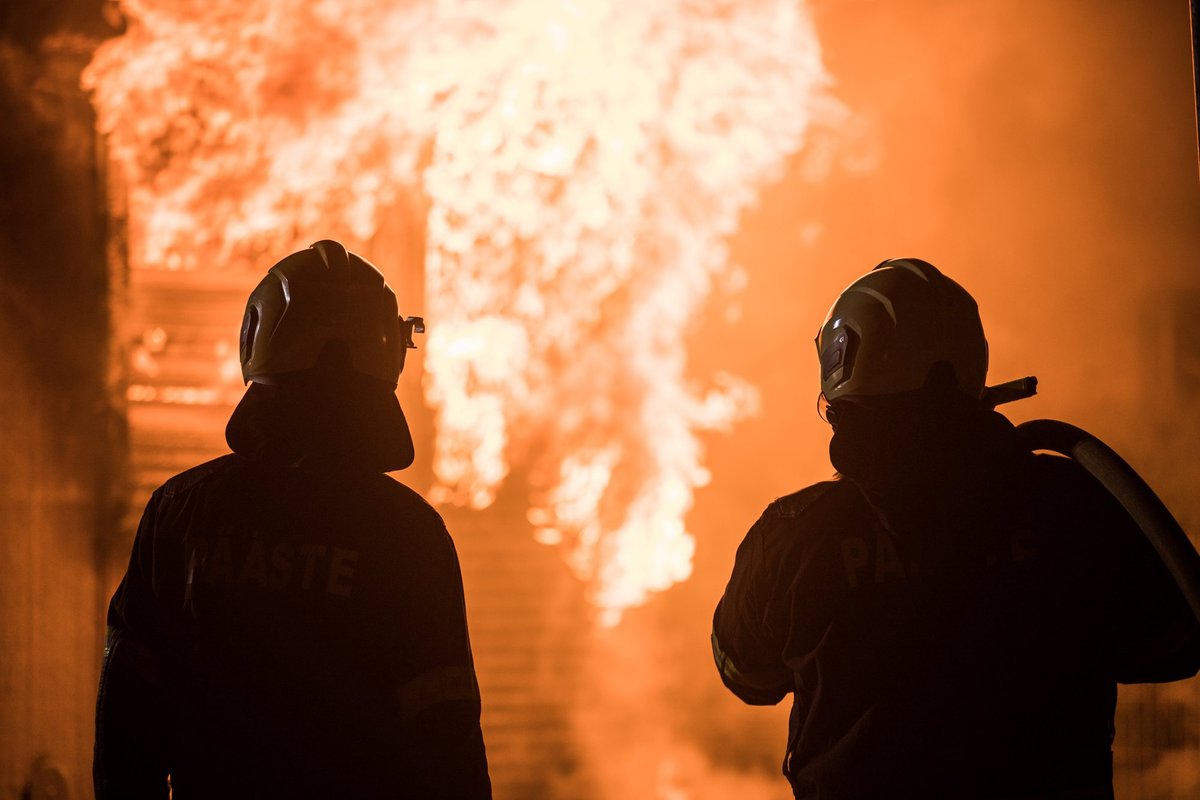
xmin=712 ymin=258 xmax=1200 ymax=798
xmin=94 ymin=240 xmax=491 ymax=799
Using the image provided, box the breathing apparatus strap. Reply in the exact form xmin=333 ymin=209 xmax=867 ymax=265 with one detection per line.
xmin=1016 ymin=418 xmax=1200 ymax=622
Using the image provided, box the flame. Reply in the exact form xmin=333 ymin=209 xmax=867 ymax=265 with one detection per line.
xmin=85 ymin=0 xmax=834 ymax=622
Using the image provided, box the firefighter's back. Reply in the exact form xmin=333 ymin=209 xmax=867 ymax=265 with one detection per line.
xmin=155 ymin=454 xmax=478 ymax=798
xmin=772 ymin=453 xmax=1136 ymax=797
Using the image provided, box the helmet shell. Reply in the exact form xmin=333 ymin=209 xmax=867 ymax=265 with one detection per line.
xmin=239 ymin=240 xmax=405 ymax=386
xmin=815 ymin=258 xmax=988 ymax=402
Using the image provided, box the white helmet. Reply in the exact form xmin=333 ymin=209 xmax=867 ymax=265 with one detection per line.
xmin=815 ymin=258 xmax=988 ymax=402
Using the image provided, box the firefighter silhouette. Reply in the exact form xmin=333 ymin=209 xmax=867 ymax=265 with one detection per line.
xmin=713 ymin=258 xmax=1200 ymax=798
xmin=95 ymin=241 xmax=490 ymax=799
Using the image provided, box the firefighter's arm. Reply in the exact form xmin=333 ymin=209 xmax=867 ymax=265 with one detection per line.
xmin=93 ymin=494 xmax=173 ymax=800
xmin=399 ymin=672 xmax=490 ymax=800
xmin=712 ymin=510 xmax=793 ymax=705
xmin=1110 ymin=501 xmax=1200 ymax=684
xmin=395 ymin=528 xmax=491 ymax=799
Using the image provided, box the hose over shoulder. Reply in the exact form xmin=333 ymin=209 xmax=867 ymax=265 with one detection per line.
xmin=1017 ymin=418 xmax=1200 ymax=622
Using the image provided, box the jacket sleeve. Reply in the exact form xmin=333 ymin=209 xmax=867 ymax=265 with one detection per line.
xmin=391 ymin=525 xmax=491 ymax=799
xmin=94 ymin=492 xmax=175 ymax=800
xmin=712 ymin=507 xmax=793 ymax=705
xmin=1105 ymin=489 xmax=1200 ymax=684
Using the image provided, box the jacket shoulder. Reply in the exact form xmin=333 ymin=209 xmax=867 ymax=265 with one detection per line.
xmin=1029 ymin=451 xmax=1125 ymax=513
xmin=1030 ymin=451 xmax=1086 ymax=481
xmin=768 ymin=478 xmax=859 ymax=520
xmin=158 ymin=453 xmax=243 ymax=499
xmin=367 ymin=477 xmax=459 ymax=558
xmin=376 ymin=476 xmax=446 ymax=525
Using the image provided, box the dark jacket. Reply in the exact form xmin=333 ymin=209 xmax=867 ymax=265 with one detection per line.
xmin=713 ymin=404 xmax=1200 ymax=799
xmin=95 ymin=382 xmax=491 ymax=799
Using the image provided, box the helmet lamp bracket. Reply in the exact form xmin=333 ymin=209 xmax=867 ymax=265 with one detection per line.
xmin=981 ymin=376 xmax=1038 ymax=409
xmin=400 ymin=316 xmax=425 ymax=349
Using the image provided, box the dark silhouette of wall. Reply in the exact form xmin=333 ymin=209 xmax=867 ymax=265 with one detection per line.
xmin=0 ymin=1 xmax=121 ymax=795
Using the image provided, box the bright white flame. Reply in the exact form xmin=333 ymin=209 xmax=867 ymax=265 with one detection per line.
xmin=85 ymin=0 xmax=835 ymax=622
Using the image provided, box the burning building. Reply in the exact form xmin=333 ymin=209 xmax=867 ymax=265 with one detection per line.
xmin=2 ymin=0 xmax=1199 ymax=797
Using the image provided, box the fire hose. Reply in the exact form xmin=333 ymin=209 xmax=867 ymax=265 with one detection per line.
xmin=1017 ymin=418 xmax=1200 ymax=622
xmin=985 ymin=377 xmax=1200 ymax=622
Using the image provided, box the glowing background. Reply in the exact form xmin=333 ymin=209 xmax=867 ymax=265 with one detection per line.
xmin=0 ymin=0 xmax=1197 ymax=797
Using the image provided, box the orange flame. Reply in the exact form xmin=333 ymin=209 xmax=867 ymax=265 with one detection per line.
xmin=85 ymin=0 xmax=834 ymax=623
